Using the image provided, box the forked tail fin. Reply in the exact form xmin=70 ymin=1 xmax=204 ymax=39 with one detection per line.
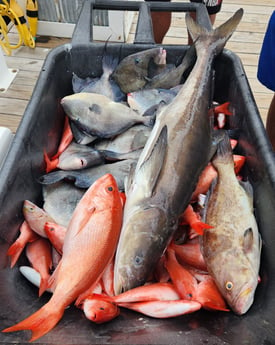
xmin=186 ymin=8 xmax=244 ymax=56
xmin=2 ymin=301 xmax=64 ymax=341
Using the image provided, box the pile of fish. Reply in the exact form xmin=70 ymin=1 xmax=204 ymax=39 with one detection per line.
xmin=2 ymin=8 xmax=262 ymax=342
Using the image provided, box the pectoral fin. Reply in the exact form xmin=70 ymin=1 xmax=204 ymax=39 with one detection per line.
xmin=135 ymin=125 xmax=167 ymax=198
xmin=243 ymin=228 xmax=253 ymax=254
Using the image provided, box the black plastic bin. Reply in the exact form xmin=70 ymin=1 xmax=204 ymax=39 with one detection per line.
xmin=1 ymin=1 xmax=275 ymax=344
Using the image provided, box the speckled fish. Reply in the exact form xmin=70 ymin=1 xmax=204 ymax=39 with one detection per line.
xmin=39 ymin=159 xmax=137 ymax=191
xmin=42 ymin=182 xmax=85 ymax=227
xmin=61 ymin=93 xmax=155 ymax=139
xmin=72 ymin=54 xmax=125 ymax=102
xmin=113 ymin=9 xmax=244 ymax=295
xmin=200 ymin=132 xmax=261 ymax=315
xmin=112 ymin=47 xmax=166 ymax=93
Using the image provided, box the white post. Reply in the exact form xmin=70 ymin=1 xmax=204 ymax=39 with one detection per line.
xmin=0 ymin=48 xmax=18 ymax=92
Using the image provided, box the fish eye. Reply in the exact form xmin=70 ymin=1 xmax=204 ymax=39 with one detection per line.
xmin=225 ymin=281 xmax=234 ymax=291
xmin=107 ymin=186 xmax=113 ymax=192
xmin=134 ymin=57 xmax=141 ymax=65
xmin=134 ymin=255 xmax=143 ymax=267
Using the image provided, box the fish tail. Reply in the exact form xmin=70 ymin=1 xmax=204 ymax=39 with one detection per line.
xmin=212 ymin=131 xmax=234 ymax=166
xmin=142 ymin=114 xmax=156 ymax=128
xmin=102 ymin=54 xmax=119 ymax=76
xmin=2 ymin=301 xmax=64 ymax=341
xmin=214 ymin=102 xmax=232 ymax=116
xmin=38 ymin=277 xmax=49 ymax=297
xmin=43 ymin=149 xmax=59 ymax=173
xmin=7 ymin=242 xmax=24 ymax=268
xmin=186 ymin=8 xmax=243 ymax=55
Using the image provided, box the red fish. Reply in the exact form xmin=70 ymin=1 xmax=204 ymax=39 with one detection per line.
xmin=165 ymin=248 xmax=198 ymax=300
xmin=195 ymin=277 xmax=229 ymax=312
xmin=44 ymin=221 xmax=67 ymax=254
xmin=44 ymin=117 xmax=74 ymax=173
xmin=82 ymin=294 xmax=120 ymax=324
xmin=213 ymin=102 xmax=232 ymax=116
xmin=23 ymin=200 xmax=55 ymax=238
xmin=119 ymin=299 xmax=201 ymax=318
xmin=102 ymin=258 xmax=115 ymax=297
xmin=113 ymin=282 xmax=180 ymax=304
xmin=180 ymin=204 xmax=213 ymax=236
xmin=170 ymin=242 xmax=207 ymax=271
xmin=7 ymin=220 xmax=39 ymax=268
xmin=25 ymin=238 xmax=53 ymax=297
xmin=2 ymin=173 xmax=123 ymax=341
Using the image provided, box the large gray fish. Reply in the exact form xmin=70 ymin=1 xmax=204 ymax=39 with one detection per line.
xmin=200 ymin=132 xmax=261 ymax=315
xmin=113 ymin=9 xmax=244 ymax=295
xmin=38 ymin=159 xmax=137 ymax=191
xmin=42 ymin=182 xmax=86 ymax=227
xmin=112 ymin=47 xmax=166 ymax=93
xmin=61 ymin=93 xmax=155 ymax=139
xmin=72 ymin=54 xmax=125 ymax=102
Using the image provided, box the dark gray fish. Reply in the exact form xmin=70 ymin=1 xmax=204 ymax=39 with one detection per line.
xmin=72 ymin=54 xmax=125 ymax=102
xmin=144 ymin=45 xmax=197 ymax=90
xmin=70 ymin=122 xmax=97 ymax=145
xmin=39 ymin=159 xmax=137 ymax=191
xmin=57 ymin=141 xmax=104 ymax=170
xmin=101 ymin=148 xmax=143 ymax=162
xmin=61 ymin=93 xmax=155 ymax=139
xmin=72 ymin=74 xmax=97 ymax=94
xmin=42 ymin=182 xmax=86 ymax=227
xmin=114 ymin=9 xmax=244 ymax=295
xmin=112 ymin=47 xmax=165 ymax=93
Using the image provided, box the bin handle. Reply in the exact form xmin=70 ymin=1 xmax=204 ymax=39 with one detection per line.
xmin=72 ymin=0 xmax=212 ymax=45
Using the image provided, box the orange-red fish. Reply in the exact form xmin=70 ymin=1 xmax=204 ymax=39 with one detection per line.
xmin=119 ymin=299 xmax=201 ymax=318
xmin=165 ymin=248 xmax=197 ymax=300
xmin=170 ymin=242 xmax=207 ymax=272
xmin=23 ymin=200 xmax=55 ymax=238
xmin=7 ymin=220 xmax=39 ymax=268
xmin=113 ymin=282 xmax=180 ymax=304
xmin=44 ymin=221 xmax=67 ymax=254
xmin=102 ymin=258 xmax=115 ymax=297
xmin=82 ymin=295 xmax=120 ymax=324
xmin=2 ymin=173 xmax=123 ymax=341
xmin=180 ymin=204 xmax=213 ymax=236
xmin=26 ymin=238 xmax=53 ymax=297
xmin=195 ymin=277 xmax=229 ymax=312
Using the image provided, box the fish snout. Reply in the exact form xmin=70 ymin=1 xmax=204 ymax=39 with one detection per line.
xmin=232 ymin=286 xmax=254 ymax=315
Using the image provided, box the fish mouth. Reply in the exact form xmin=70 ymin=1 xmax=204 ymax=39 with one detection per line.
xmin=232 ymin=286 xmax=254 ymax=315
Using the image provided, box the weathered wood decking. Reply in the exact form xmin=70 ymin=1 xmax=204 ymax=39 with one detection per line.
xmin=0 ymin=0 xmax=274 ymax=133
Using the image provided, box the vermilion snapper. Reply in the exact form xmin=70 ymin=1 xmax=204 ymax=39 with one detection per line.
xmin=25 ymin=238 xmax=52 ymax=297
xmin=2 ymin=173 xmax=123 ymax=341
